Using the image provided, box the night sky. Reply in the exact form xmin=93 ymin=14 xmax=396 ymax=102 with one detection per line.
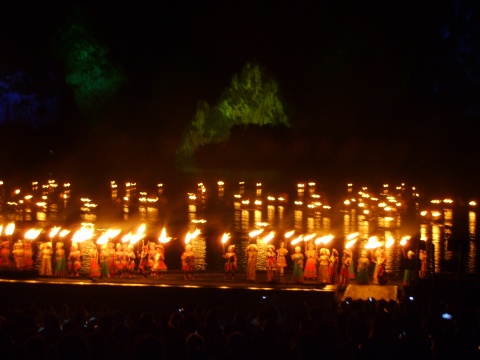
xmin=1 ymin=1 xmax=479 ymax=195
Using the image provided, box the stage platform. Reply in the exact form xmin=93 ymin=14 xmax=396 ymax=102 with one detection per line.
xmin=342 ymin=284 xmax=399 ymax=302
xmin=0 ymin=270 xmax=414 ymax=312
xmin=0 ymin=271 xmax=340 ymax=311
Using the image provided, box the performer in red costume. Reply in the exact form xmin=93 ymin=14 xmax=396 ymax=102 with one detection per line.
xmin=68 ymin=242 xmax=81 ymax=277
xmin=0 ymin=241 xmax=12 ymax=269
xmin=153 ymin=244 xmax=167 ymax=279
xmin=181 ymin=244 xmax=195 ymax=280
xmin=328 ymin=248 xmax=339 ymax=284
xmin=223 ymin=245 xmax=237 ymax=280
xmin=303 ymin=242 xmax=317 ymax=280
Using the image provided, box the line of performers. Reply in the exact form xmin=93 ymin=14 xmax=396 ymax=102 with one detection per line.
xmin=1 ymin=239 xmax=390 ymax=286
xmin=225 ymin=241 xmax=389 ymax=286
xmin=0 ymin=239 xmax=169 ymax=279
xmin=290 ymin=244 xmax=388 ymax=286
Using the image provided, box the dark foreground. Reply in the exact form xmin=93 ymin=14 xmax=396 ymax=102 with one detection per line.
xmin=0 ymin=270 xmax=338 ymax=313
xmin=0 ymin=272 xmax=478 ymax=359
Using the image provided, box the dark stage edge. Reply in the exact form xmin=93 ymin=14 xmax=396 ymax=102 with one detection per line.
xmin=0 ymin=271 xmax=339 ymax=311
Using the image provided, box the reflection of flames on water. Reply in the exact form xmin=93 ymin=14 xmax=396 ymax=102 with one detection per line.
xmin=191 ymin=237 xmax=206 ymax=271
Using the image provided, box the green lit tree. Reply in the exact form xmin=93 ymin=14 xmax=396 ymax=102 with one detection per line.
xmin=53 ymin=6 xmax=125 ymax=127
xmin=177 ymin=63 xmax=289 ymax=163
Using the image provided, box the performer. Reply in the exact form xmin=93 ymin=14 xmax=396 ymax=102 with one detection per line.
xmin=68 ymin=242 xmax=82 ymax=277
xmin=265 ymin=244 xmax=276 ymax=282
xmin=99 ymin=244 xmax=110 ymax=278
xmin=138 ymin=242 xmax=149 ymax=276
xmin=419 ymin=250 xmax=427 ymax=279
xmin=147 ymin=242 xmax=157 ymax=275
xmin=356 ymin=251 xmax=370 ymax=285
xmin=125 ymin=244 xmax=137 ymax=278
xmin=23 ymin=241 xmax=33 ymax=270
xmin=377 ymin=249 xmax=388 ymax=285
xmin=303 ymin=242 xmax=317 ymax=280
xmin=345 ymin=248 xmax=356 ymax=280
xmin=372 ymin=248 xmax=381 ymax=284
xmin=153 ymin=244 xmax=167 ymax=279
xmin=39 ymin=242 xmax=53 ymax=276
xmin=291 ymin=246 xmax=304 ymax=284
xmin=328 ymin=248 xmax=339 ymax=284
xmin=55 ymin=241 xmax=67 ymax=277
xmin=0 ymin=241 xmax=12 ymax=269
xmin=339 ymin=250 xmax=352 ymax=287
xmin=223 ymin=244 xmax=237 ymax=280
xmin=115 ymin=243 xmax=124 ymax=277
xmin=12 ymin=240 xmax=25 ymax=270
xmin=245 ymin=243 xmax=258 ymax=282
xmin=181 ymin=243 xmax=195 ymax=280
xmin=402 ymin=250 xmax=416 ymax=287
xmin=106 ymin=242 xmax=116 ymax=277
xmin=89 ymin=244 xmax=100 ymax=278
xmin=317 ymin=248 xmax=330 ymax=284
xmin=276 ymin=241 xmax=288 ymax=276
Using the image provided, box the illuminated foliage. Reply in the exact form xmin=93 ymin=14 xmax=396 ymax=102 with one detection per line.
xmin=218 ymin=63 xmax=288 ymax=126
xmin=177 ymin=63 xmax=289 ymax=163
xmin=54 ymin=7 xmax=125 ymax=126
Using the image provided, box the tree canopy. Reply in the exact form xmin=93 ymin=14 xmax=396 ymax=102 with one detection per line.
xmin=176 ymin=63 xmax=289 ymax=164
xmin=53 ymin=6 xmax=125 ymax=128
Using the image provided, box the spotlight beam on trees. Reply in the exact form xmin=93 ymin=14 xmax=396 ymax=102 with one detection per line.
xmin=176 ymin=63 xmax=289 ymax=164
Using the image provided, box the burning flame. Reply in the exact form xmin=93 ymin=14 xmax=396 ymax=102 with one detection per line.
xmin=221 ymin=233 xmax=231 ymax=244
xmin=122 ymin=232 xmax=132 ymax=243
xmin=315 ymin=234 xmax=334 ymax=245
xmin=365 ymin=236 xmax=383 ymax=249
xmin=400 ymin=235 xmax=411 ymax=246
xmin=59 ymin=229 xmax=71 ymax=238
xmin=159 ymin=228 xmax=172 ymax=243
xmin=97 ymin=229 xmax=121 ymax=245
xmin=24 ymin=228 xmax=41 ymax=240
xmin=5 ymin=222 xmax=15 ymax=236
xmin=291 ymin=235 xmax=303 ymax=246
xmin=385 ymin=235 xmax=395 ymax=248
xmin=72 ymin=226 xmax=94 ymax=243
xmin=303 ymin=233 xmax=316 ymax=242
xmin=262 ymin=231 xmax=275 ymax=243
xmin=345 ymin=239 xmax=357 ymax=249
xmin=249 ymin=229 xmax=264 ymax=238
xmin=185 ymin=228 xmax=201 ymax=244
xmin=49 ymin=226 xmax=61 ymax=238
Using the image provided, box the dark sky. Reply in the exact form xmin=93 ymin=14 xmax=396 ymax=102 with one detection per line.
xmin=0 ymin=0 xmax=449 ymax=124
xmin=1 ymin=0 xmax=479 ymax=193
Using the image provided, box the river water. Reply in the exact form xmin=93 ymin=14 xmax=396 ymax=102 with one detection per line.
xmin=1 ymin=180 xmax=477 ymax=277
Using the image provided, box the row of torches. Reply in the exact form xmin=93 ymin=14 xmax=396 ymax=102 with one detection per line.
xmin=4 ymin=179 xmax=471 ymax=252
xmin=1 ymin=220 xmax=413 ymax=254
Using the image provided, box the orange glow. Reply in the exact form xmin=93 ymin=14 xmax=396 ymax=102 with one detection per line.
xmin=400 ymin=235 xmax=411 ymax=246
xmin=291 ymin=235 xmax=303 ymax=246
xmin=221 ymin=233 xmax=231 ymax=244
xmin=24 ymin=228 xmax=42 ymax=240
xmin=5 ymin=222 xmax=15 ymax=236
xmin=49 ymin=227 xmax=61 ymax=238
xmin=249 ymin=229 xmax=264 ymax=238
xmin=159 ymin=228 xmax=172 ymax=243
xmin=315 ymin=234 xmax=334 ymax=245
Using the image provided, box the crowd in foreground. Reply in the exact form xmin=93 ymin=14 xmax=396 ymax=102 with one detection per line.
xmin=0 ymin=283 xmax=479 ymax=360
